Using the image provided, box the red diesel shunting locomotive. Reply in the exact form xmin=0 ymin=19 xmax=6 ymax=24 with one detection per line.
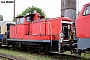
xmin=8 ymin=10 xmax=74 ymax=54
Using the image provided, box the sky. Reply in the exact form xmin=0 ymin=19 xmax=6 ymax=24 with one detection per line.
xmin=0 ymin=0 xmax=90 ymax=21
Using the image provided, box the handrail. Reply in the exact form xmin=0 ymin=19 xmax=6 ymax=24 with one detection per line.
xmin=40 ymin=21 xmax=52 ymax=46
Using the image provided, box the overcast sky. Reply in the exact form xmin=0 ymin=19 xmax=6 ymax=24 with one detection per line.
xmin=0 ymin=0 xmax=90 ymax=21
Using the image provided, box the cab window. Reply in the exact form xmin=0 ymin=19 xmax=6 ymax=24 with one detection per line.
xmin=27 ymin=16 xmax=31 ymax=22
xmin=16 ymin=18 xmax=20 ymax=24
xmin=83 ymin=6 xmax=90 ymax=15
xmin=16 ymin=18 xmax=24 ymax=24
xmin=19 ymin=18 xmax=24 ymax=24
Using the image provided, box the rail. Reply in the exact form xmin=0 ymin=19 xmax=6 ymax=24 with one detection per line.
xmin=0 ymin=54 xmax=15 ymax=60
xmin=0 ymin=52 xmax=26 ymax=60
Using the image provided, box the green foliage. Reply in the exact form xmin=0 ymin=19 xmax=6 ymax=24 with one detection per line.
xmin=0 ymin=14 xmax=3 ymax=21
xmin=18 ymin=6 xmax=46 ymax=17
xmin=12 ymin=6 xmax=46 ymax=22
xmin=12 ymin=18 xmax=16 ymax=22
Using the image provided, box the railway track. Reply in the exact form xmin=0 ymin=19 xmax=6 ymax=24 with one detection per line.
xmin=0 ymin=46 xmax=24 ymax=60
xmin=0 ymin=52 xmax=84 ymax=60
xmin=0 ymin=53 xmax=26 ymax=60
xmin=0 ymin=54 xmax=16 ymax=60
xmin=0 ymin=46 xmax=88 ymax=60
xmin=38 ymin=53 xmax=81 ymax=60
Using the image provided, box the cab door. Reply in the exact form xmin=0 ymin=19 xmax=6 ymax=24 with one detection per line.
xmin=61 ymin=21 xmax=72 ymax=40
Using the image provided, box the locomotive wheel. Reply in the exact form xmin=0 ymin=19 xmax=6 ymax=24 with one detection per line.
xmin=15 ymin=43 xmax=19 ymax=50
xmin=77 ymin=50 xmax=81 ymax=56
xmin=71 ymin=49 xmax=81 ymax=56
xmin=15 ymin=43 xmax=23 ymax=51
xmin=39 ymin=45 xmax=49 ymax=54
xmin=39 ymin=46 xmax=47 ymax=54
xmin=28 ymin=47 xmax=34 ymax=53
xmin=0 ymin=44 xmax=1 ymax=47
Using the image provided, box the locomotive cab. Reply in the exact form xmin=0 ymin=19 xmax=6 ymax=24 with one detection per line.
xmin=15 ymin=16 xmax=29 ymax=38
xmin=14 ymin=11 xmax=43 ymax=39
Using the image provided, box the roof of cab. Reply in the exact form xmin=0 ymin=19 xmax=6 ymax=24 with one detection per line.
xmin=15 ymin=16 xmax=24 ymax=18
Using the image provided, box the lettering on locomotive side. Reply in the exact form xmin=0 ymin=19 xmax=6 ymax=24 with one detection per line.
xmin=1 ymin=1 xmax=14 ymax=3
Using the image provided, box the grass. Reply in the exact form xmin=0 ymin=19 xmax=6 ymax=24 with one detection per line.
xmin=82 ymin=53 xmax=90 ymax=59
xmin=64 ymin=51 xmax=90 ymax=60
xmin=0 ymin=48 xmax=90 ymax=60
xmin=0 ymin=48 xmax=53 ymax=60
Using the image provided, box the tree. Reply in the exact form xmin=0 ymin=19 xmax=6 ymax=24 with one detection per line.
xmin=19 ymin=6 xmax=46 ymax=17
xmin=13 ymin=6 xmax=46 ymax=22
xmin=12 ymin=18 xmax=16 ymax=22
xmin=0 ymin=15 xmax=3 ymax=21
